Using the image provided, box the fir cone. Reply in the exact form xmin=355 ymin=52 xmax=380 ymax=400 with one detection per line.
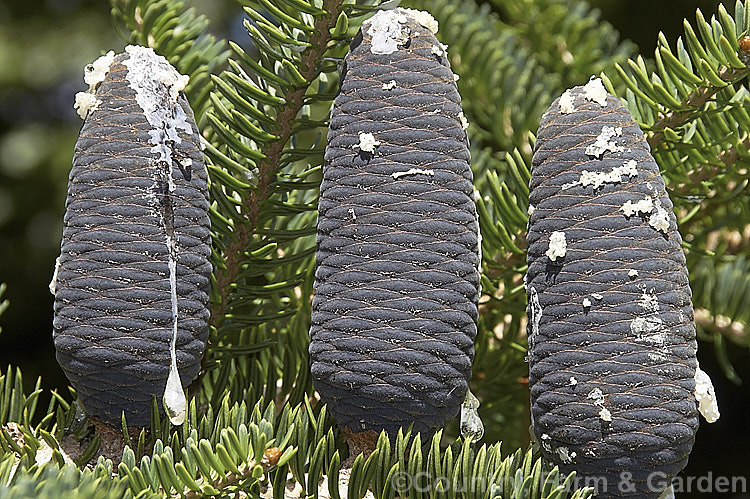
xmin=309 ymin=8 xmax=480 ymax=436
xmin=52 ymin=46 xmax=211 ymax=427
xmin=527 ymin=78 xmax=717 ymax=498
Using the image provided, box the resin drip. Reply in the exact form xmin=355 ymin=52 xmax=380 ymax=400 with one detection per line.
xmin=123 ymin=45 xmax=190 ymax=425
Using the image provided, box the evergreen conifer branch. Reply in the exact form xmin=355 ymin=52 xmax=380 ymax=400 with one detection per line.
xmin=0 ymin=374 xmax=594 ymax=499
xmin=602 ymin=1 xmax=750 ymax=204
xmin=718 ymin=134 xmax=750 ymax=167
xmin=210 ymin=0 xmax=343 ymax=324
xmin=206 ymin=0 xmax=346 ymax=321
xmin=199 ymin=0 xmax=366 ymax=408
xmin=646 ymin=64 xmax=748 ymax=148
xmin=691 ymin=254 xmax=750 ymax=355
xmin=0 ymin=460 xmax=131 ymax=499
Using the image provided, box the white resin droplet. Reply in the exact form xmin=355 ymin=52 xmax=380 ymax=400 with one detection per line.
xmin=49 ymin=257 xmax=61 ymax=295
xmin=364 ymin=8 xmax=439 ymax=55
xmin=73 ymin=92 xmax=101 ymax=119
xmin=458 ymin=112 xmax=469 ymax=130
xmin=546 ymin=231 xmax=567 ymax=261
xmin=382 ymin=80 xmax=397 ymax=90
xmin=83 ymin=51 xmax=115 ymax=87
xmin=73 ymin=50 xmax=115 ymax=120
xmin=559 ymin=89 xmax=575 ymax=114
xmin=587 ymin=387 xmax=612 ymax=422
xmin=400 ymin=8 xmax=439 ymax=34
xmin=694 ymin=365 xmax=720 ymax=423
xmin=163 ymin=356 xmax=186 ymax=425
xmin=648 ymin=200 xmax=670 ymax=233
xmin=658 ymin=484 xmax=675 ymax=499
xmin=598 ymin=407 xmax=612 ymax=422
xmin=621 ymin=197 xmax=653 ymax=217
xmin=638 ymin=288 xmax=660 ymax=312
xmin=540 ymin=433 xmax=552 ymax=452
xmin=364 ymin=10 xmax=410 ymax=55
xmin=529 ymin=287 xmax=542 ymax=343
xmin=556 ymin=446 xmax=576 ymax=464
xmin=582 ymin=76 xmax=608 ymax=107
xmin=354 ymin=132 xmax=380 ymax=152
xmin=460 ymin=390 xmax=484 ymax=441
xmin=565 ymin=159 xmax=638 ymax=191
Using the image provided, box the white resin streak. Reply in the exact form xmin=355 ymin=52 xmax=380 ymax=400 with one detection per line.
xmin=124 ymin=45 xmax=190 ymax=425
xmin=559 ymin=89 xmax=575 ymax=114
xmin=163 ymin=241 xmax=186 ymax=425
xmin=354 ymin=132 xmax=380 ymax=152
xmin=391 ymin=168 xmax=434 ymax=179
xmin=528 ymin=287 xmax=542 ymax=351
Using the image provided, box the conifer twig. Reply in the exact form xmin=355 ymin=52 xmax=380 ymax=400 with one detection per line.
xmin=211 ymin=0 xmax=344 ymax=326
xmin=647 ymin=66 xmax=748 ymax=149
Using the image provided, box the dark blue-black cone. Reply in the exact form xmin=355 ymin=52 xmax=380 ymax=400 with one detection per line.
xmin=310 ymin=9 xmax=480 ymax=437
xmin=527 ymin=81 xmax=699 ymax=498
xmin=53 ymin=48 xmax=211 ymax=427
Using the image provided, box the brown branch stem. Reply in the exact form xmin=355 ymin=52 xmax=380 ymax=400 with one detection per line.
xmin=647 ymin=66 xmax=747 ymax=149
xmin=210 ymin=0 xmax=343 ymax=327
xmin=717 ymin=133 xmax=750 ymax=167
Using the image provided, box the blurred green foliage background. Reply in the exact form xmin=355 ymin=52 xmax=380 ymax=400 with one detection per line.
xmin=0 ymin=2 xmax=747 ymax=496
